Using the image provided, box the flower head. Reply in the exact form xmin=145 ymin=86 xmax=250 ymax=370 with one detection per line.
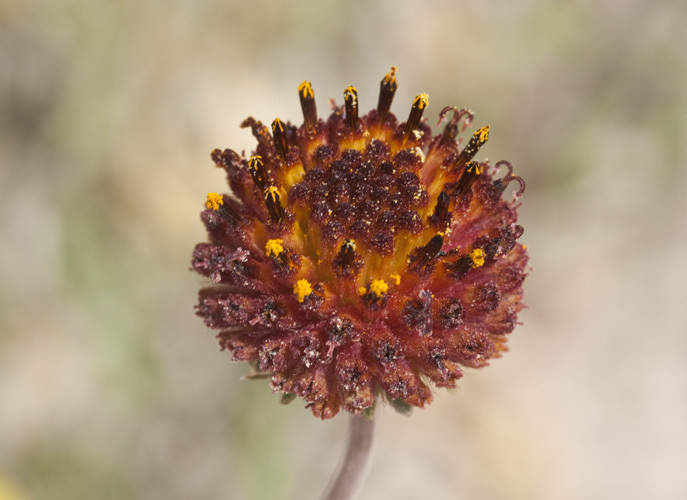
xmin=192 ymin=67 xmax=529 ymax=418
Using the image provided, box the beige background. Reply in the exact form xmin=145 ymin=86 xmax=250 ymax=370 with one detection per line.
xmin=1 ymin=0 xmax=686 ymax=498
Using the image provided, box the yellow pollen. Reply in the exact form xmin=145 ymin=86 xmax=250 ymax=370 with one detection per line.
xmin=358 ymin=286 xmax=367 ymax=296
xmin=476 ymin=125 xmax=489 ymax=143
xmin=467 ymin=162 xmax=483 ymax=175
xmin=294 ymin=279 xmax=313 ymax=303
xmin=344 ymin=85 xmax=358 ymax=97
xmin=470 ymin=248 xmax=486 ymax=268
xmin=272 ymin=118 xmax=284 ymax=133
xmin=383 ymin=66 xmax=397 ymax=85
xmin=390 ymin=273 xmax=401 ymax=286
xmin=414 ymin=93 xmax=430 ymax=109
xmin=369 ymin=279 xmax=389 ymax=297
xmin=205 ymin=192 xmax=224 ymax=210
xmin=265 ymin=239 xmax=284 ymax=257
xmin=298 ymin=81 xmax=314 ymax=99
xmin=248 ymin=155 xmax=263 ymax=169
xmin=265 ymin=186 xmax=279 ymax=200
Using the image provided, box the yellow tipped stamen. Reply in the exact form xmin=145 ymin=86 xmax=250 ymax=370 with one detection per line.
xmin=344 ymin=85 xmax=359 ymax=129
xmin=248 ymin=155 xmax=268 ymax=189
xmin=382 ymin=66 xmax=397 ymax=86
xmin=449 ymin=161 xmax=483 ymax=199
xmin=369 ymin=279 xmax=389 ymax=297
xmin=264 ymin=186 xmax=286 ymax=223
xmin=476 ymin=125 xmax=489 ymax=143
xmin=378 ymin=66 xmax=398 ymax=122
xmin=453 ymin=124 xmax=490 ymax=171
xmin=205 ymin=193 xmax=224 ymax=210
xmin=271 ymin=118 xmax=288 ymax=163
xmin=271 ymin=117 xmax=284 ymax=133
xmin=265 ymin=239 xmax=285 ymax=258
xmin=298 ymin=81 xmax=314 ymax=99
xmin=294 ymin=279 xmax=313 ymax=303
xmin=414 ymin=93 xmax=430 ymax=110
xmin=403 ymin=93 xmax=430 ymax=144
xmin=467 ymin=162 xmax=483 ymax=175
xmin=390 ymin=273 xmax=401 ymax=286
xmin=298 ymin=81 xmax=318 ymax=131
xmin=470 ymin=248 xmax=485 ymax=268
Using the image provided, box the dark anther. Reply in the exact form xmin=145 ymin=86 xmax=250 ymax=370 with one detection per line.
xmin=444 ymin=123 xmax=459 ymax=141
xmin=333 ymin=239 xmax=358 ymax=277
xmin=217 ymin=203 xmax=241 ymax=226
xmin=402 ymin=290 xmax=434 ymax=336
xmin=248 ymin=155 xmax=268 ymax=190
xmin=450 ymin=161 xmax=482 ymax=200
xmin=328 ymin=317 xmax=354 ymax=343
xmin=403 ymin=93 xmax=429 ymax=145
xmin=437 ymin=106 xmax=474 ymax=144
xmin=444 ymin=255 xmax=473 ymax=280
xmin=271 ymin=118 xmax=288 ymax=164
xmin=298 ymin=81 xmax=318 ymax=132
xmin=382 ymin=343 xmax=395 ymax=363
xmin=431 ymin=191 xmax=451 ymax=229
xmin=264 ymin=186 xmax=286 ymax=223
xmin=344 ymin=86 xmax=358 ymax=130
xmin=453 ymin=125 xmax=489 ymax=171
xmin=408 ymin=234 xmax=444 ymax=271
xmin=377 ymin=66 xmax=397 ymax=124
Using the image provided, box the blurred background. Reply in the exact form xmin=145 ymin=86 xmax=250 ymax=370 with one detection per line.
xmin=1 ymin=0 xmax=686 ymax=498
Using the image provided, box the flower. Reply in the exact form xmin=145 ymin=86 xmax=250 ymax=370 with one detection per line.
xmin=192 ymin=67 xmax=529 ymax=419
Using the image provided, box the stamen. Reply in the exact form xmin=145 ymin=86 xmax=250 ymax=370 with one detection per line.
xmin=297 ymin=81 xmax=318 ymax=132
xmin=343 ymin=85 xmax=359 ymax=130
xmin=377 ymin=66 xmax=398 ymax=123
xmin=431 ymin=191 xmax=451 ymax=229
xmin=334 ymin=239 xmax=357 ymax=274
xmin=271 ymin=118 xmax=288 ymax=164
xmin=470 ymin=248 xmax=485 ymax=268
xmin=454 ymin=125 xmax=489 ymax=171
xmin=293 ymin=279 xmax=313 ymax=303
xmin=205 ymin=192 xmax=241 ymax=224
xmin=408 ymin=234 xmax=444 ymax=270
xmin=248 ymin=155 xmax=268 ymax=190
xmin=437 ymin=106 xmax=474 ymax=143
xmin=403 ymin=93 xmax=429 ymax=145
xmin=451 ymin=161 xmax=482 ymax=199
xmin=264 ymin=186 xmax=286 ymax=223
xmin=205 ymin=193 xmax=224 ymax=210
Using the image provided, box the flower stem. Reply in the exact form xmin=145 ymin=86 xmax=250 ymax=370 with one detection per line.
xmin=322 ymin=413 xmax=376 ymax=500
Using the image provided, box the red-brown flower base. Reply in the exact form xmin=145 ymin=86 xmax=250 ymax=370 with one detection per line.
xmin=192 ymin=68 xmax=529 ymax=419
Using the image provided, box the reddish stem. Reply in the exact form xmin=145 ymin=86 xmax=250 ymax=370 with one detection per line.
xmin=322 ymin=414 xmax=376 ymax=500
